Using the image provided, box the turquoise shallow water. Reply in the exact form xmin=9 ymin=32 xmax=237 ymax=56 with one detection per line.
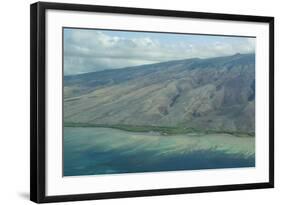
xmin=63 ymin=127 xmax=255 ymax=176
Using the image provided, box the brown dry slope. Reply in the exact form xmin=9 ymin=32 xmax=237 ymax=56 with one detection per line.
xmin=64 ymin=53 xmax=255 ymax=133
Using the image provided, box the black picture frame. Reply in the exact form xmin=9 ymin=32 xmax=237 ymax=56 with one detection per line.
xmin=30 ymin=1 xmax=274 ymax=203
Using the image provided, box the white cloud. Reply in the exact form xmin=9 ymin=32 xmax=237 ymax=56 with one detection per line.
xmin=64 ymin=30 xmax=255 ymax=75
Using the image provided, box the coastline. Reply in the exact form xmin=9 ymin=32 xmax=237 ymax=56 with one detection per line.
xmin=63 ymin=126 xmax=255 ymax=176
xmin=64 ymin=122 xmax=254 ymax=137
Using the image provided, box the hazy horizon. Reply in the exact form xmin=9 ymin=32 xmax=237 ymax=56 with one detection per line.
xmin=64 ymin=28 xmax=255 ymax=75
xmin=64 ymin=52 xmax=255 ymax=77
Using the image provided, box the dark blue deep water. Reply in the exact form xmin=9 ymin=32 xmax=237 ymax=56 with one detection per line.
xmin=63 ymin=127 xmax=255 ymax=176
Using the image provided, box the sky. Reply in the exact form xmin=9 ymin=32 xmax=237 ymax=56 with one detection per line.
xmin=64 ymin=28 xmax=255 ymax=75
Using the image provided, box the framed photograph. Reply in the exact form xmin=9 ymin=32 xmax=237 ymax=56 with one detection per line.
xmin=30 ymin=2 xmax=274 ymax=203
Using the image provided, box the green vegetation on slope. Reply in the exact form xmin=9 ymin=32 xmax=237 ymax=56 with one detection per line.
xmin=64 ymin=122 xmax=254 ymax=137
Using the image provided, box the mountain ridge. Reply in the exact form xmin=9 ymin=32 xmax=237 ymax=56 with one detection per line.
xmin=64 ymin=53 xmax=255 ymax=134
xmin=65 ymin=53 xmax=253 ymax=78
